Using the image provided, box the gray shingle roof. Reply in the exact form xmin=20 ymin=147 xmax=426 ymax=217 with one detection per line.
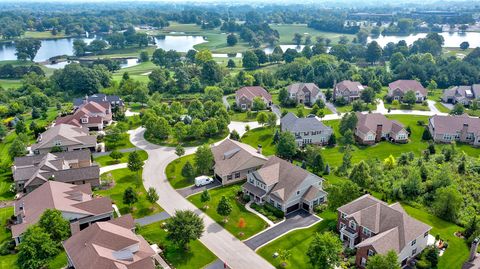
xmin=212 ymin=139 xmax=267 ymax=177
xmin=388 ymin=80 xmax=427 ymax=96
xmin=281 ymin=112 xmax=332 ymax=133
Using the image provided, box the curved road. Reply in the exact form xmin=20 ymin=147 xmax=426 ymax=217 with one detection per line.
xmin=129 ymin=123 xmax=273 ymax=269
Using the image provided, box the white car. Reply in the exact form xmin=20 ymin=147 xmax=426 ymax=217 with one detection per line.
xmin=194 ymin=175 xmax=214 ymax=187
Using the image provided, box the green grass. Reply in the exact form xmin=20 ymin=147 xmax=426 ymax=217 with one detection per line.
xmin=104 ymin=133 xmax=135 ymax=151
xmin=188 ymin=183 xmax=268 ymax=239
xmin=94 ymin=150 xmax=147 ymax=167
xmin=138 ymin=221 xmax=217 ymax=269
xmin=335 ymin=103 xmax=377 ymax=113
xmin=0 ymin=254 xmax=17 ymax=269
xmin=0 ymin=79 xmax=22 ymax=89
xmin=257 ymin=210 xmax=337 ymax=268
xmin=402 ymin=204 xmax=469 ymax=269
xmin=427 ymin=89 xmax=444 ymax=102
xmin=270 ymin=24 xmax=355 ymax=45
xmin=241 ymin=127 xmax=276 ymax=156
xmin=47 ymin=251 xmax=67 ymax=269
xmin=0 ymin=206 xmax=13 ymax=244
xmin=145 ymin=129 xmax=229 ymax=147
xmin=165 ymin=154 xmax=197 ymax=189
xmin=22 ymin=31 xmax=69 ymax=39
xmin=96 ymin=168 xmax=163 ymax=218
xmin=434 ymin=102 xmax=451 ymax=113
xmin=384 ymin=102 xmax=430 ymax=111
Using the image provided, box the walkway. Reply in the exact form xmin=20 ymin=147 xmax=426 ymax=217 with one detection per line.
xmin=222 ymin=96 xmax=230 ymax=109
xmin=245 ymin=202 xmax=276 ymax=226
xmin=129 ymin=126 xmax=275 ymax=269
xmin=125 ymin=108 xmax=140 ymax=117
xmin=244 ymin=210 xmax=321 ymax=251
xmin=177 ymin=180 xmax=222 ymax=198
xmin=325 ymin=101 xmax=338 ymax=114
xmin=99 ymin=163 xmax=127 ymax=174
xmin=135 ymin=212 xmax=171 ymax=226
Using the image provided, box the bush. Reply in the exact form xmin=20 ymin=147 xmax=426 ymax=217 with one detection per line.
xmin=422 ymin=101 xmax=428 ymax=106
xmin=416 ymin=259 xmax=431 ymax=269
xmin=417 ymin=120 xmax=425 ymax=126
xmin=314 ymin=204 xmax=327 ymax=214
xmin=0 ymin=240 xmax=14 ymax=255
xmin=242 ymin=195 xmax=251 ymax=203
xmin=264 ymin=203 xmax=285 ymax=218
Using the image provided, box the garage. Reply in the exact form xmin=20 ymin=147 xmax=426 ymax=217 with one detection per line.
xmin=286 ymin=203 xmax=299 ymax=214
xmin=302 ymin=202 xmax=310 ymax=211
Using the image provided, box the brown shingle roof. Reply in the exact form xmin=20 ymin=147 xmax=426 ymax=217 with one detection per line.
xmin=335 ymin=80 xmax=365 ymax=94
xmin=287 ymin=83 xmax=320 ymax=97
xmin=355 ymin=112 xmax=405 ymax=136
xmin=429 ymin=114 xmax=480 ymax=135
xmin=236 ymin=86 xmax=272 ymax=102
xmin=388 ymin=80 xmax=427 ymax=96
xmin=55 ymin=101 xmax=111 ymax=128
xmin=31 ymin=124 xmax=96 ymax=151
xmin=212 ymin=139 xmax=267 ymax=177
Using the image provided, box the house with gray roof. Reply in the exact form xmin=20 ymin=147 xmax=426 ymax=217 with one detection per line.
xmin=428 ymin=114 xmax=480 ymax=146
xmin=441 ymin=85 xmax=480 ymax=106
xmin=13 ymin=150 xmax=99 ymax=193
xmin=211 ymin=139 xmax=268 ymax=185
xmin=287 ymin=83 xmax=325 ymax=106
xmin=74 ymin=94 xmax=124 ymax=110
xmin=280 ymin=112 xmax=333 ymax=146
xmin=337 ymin=194 xmax=431 ymax=268
xmin=243 ymin=156 xmax=327 ymax=214
xmin=388 ymin=80 xmax=427 ymax=102
xmin=333 ymin=80 xmax=365 ymax=103
xmin=12 ymin=181 xmax=113 ymax=245
xmin=355 ymin=112 xmax=408 ymax=145
xmin=31 ymin=124 xmax=97 ymax=155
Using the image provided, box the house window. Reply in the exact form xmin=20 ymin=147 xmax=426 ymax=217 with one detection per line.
xmin=304 ymin=132 xmax=309 ymax=136
xmin=367 ymin=134 xmax=375 ymax=141
xmin=340 ymin=223 xmax=346 ymax=230
xmin=81 ymin=118 xmax=88 ymax=123
xmin=341 ymin=213 xmax=347 ymax=219
xmin=367 ymin=249 xmax=375 ymax=256
xmin=296 ymin=190 xmax=300 ymax=195
xmin=363 ymin=227 xmax=371 ymax=236
xmin=249 ymin=178 xmax=254 ymax=184
xmin=227 ymin=175 xmax=232 ymax=180
xmin=54 ymin=140 xmax=62 ymax=146
xmin=319 ymin=197 xmax=324 ymax=203
xmin=412 ymin=248 xmax=417 ymax=255
xmin=235 ymin=172 xmax=240 ymax=178
xmin=349 ymin=220 xmax=356 ymax=230
xmin=411 ymin=239 xmax=416 ymax=246
xmin=443 ymin=134 xmax=452 ymax=140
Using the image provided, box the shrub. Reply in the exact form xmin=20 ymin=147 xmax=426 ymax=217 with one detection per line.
xmin=416 ymin=259 xmax=431 ymax=269
xmin=314 ymin=204 xmax=327 ymax=214
xmin=264 ymin=203 xmax=285 ymax=218
xmin=392 ymin=99 xmax=400 ymax=106
xmin=417 ymin=120 xmax=425 ymax=126
xmin=242 ymin=195 xmax=251 ymax=203
xmin=0 ymin=240 xmax=14 ymax=255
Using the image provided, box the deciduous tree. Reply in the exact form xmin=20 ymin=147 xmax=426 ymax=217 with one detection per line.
xmin=166 ymin=210 xmax=204 ymax=249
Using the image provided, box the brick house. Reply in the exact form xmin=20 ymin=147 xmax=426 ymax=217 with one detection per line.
xmin=333 ymin=80 xmax=365 ymax=103
xmin=355 ymin=112 xmax=408 ymax=145
xmin=235 ymin=86 xmax=272 ymax=110
xmin=388 ymin=80 xmax=427 ymax=103
xmin=287 ymin=83 xmax=325 ymax=106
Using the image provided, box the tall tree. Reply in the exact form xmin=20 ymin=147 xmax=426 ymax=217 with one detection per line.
xmin=17 ymin=226 xmax=59 ymax=269
xmin=433 ymin=186 xmax=463 ymax=222
xmin=349 ymin=161 xmax=372 ymax=187
xmin=15 ymin=39 xmax=42 ymax=61
xmin=166 ymin=210 xmax=204 ymax=249
xmin=195 ymin=145 xmax=214 ymax=175
xmin=366 ymin=41 xmax=382 ymax=64
xmin=307 ymin=232 xmax=342 ymax=269
xmin=38 ymin=209 xmax=70 ymax=243
xmin=123 ymin=187 xmax=138 ymax=209
xmin=366 ymin=250 xmax=400 ymax=269
xmin=276 ymin=132 xmax=297 ymax=160
xmin=328 ymin=180 xmax=361 ymax=210
xmin=243 ymin=50 xmax=259 ymax=70
xmin=127 ymin=151 xmax=143 ymax=178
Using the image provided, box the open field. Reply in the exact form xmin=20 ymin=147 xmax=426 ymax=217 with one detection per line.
xmin=0 ymin=79 xmax=22 ymax=89
xmin=270 ymin=24 xmax=355 ymax=45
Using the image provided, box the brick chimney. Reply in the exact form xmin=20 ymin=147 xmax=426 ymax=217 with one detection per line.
xmin=375 ymin=124 xmax=383 ymax=142
xmin=461 ymin=123 xmax=469 ymax=140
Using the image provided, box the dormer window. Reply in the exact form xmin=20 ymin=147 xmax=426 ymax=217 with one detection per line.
xmin=349 ymin=220 xmax=356 ymax=230
xmin=54 ymin=140 xmax=62 ymax=146
xmin=411 ymin=239 xmax=416 ymax=246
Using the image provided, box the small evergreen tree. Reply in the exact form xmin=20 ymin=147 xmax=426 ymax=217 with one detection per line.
xmin=123 ymin=187 xmax=138 ymax=209
xmin=201 ymin=189 xmax=211 ymax=203
xmin=182 ymin=161 xmax=195 ymax=179
xmin=216 ymin=196 xmax=232 ymax=222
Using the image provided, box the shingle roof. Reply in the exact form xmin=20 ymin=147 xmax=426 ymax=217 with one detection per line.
xmin=236 ymin=86 xmax=272 ymax=102
xmin=281 ymin=112 xmax=332 ymax=133
xmin=74 ymin=94 xmax=124 ymax=107
xmin=56 ymin=101 xmax=111 ymax=128
xmin=389 ymin=80 xmax=427 ymax=96
xmin=335 ymin=80 xmax=365 ymax=94
xmin=212 ymin=139 xmax=267 ymax=177
xmin=287 ymin=83 xmax=320 ymax=96
xmin=31 ymin=124 xmax=96 ymax=151
xmin=63 ymin=215 xmax=155 ymax=269
xmin=12 ymin=181 xmax=112 ymax=238
xmin=429 ymin=114 xmax=480 ymax=135
xmin=355 ymin=112 xmax=405 ymax=136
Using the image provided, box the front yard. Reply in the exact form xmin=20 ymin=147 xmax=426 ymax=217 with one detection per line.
xmin=240 ymin=127 xmax=276 ymax=156
xmin=384 ymin=102 xmax=430 ymax=111
xmin=165 ymin=154 xmax=197 ymax=189
xmin=94 ymin=150 xmax=148 ymax=167
xmin=187 ymin=183 xmax=268 ymax=239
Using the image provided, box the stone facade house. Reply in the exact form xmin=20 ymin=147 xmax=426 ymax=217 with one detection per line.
xmin=56 ymin=101 xmax=113 ymax=131
xmin=337 ymin=195 xmax=431 ymax=268
xmin=12 ymin=150 xmax=100 ymax=193
xmin=428 ymin=114 xmax=480 ymax=146
xmin=280 ymin=112 xmax=333 ymax=146
xmin=63 ymin=214 xmax=157 ymax=269
xmin=243 ymin=156 xmax=327 ymax=214
xmin=235 ymin=86 xmax=272 ymax=110
xmin=31 ymin=124 xmax=97 ymax=155
xmin=11 ymin=181 xmax=113 ymax=245
xmin=74 ymin=94 xmax=124 ymax=110
xmin=388 ymin=80 xmax=427 ymax=102
xmin=355 ymin=112 xmax=408 ymax=145
xmin=441 ymin=85 xmax=480 ymax=106
xmin=287 ymin=83 xmax=325 ymax=105
xmin=333 ymin=80 xmax=365 ymax=103
xmin=212 ymin=139 xmax=268 ymax=185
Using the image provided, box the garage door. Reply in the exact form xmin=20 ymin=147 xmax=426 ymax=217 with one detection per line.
xmin=286 ymin=203 xmax=299 ymax=214
xmin=302 ymin=203 xmax=310 ymax=211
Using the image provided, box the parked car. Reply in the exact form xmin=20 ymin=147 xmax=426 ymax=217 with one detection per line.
xmin=195 ymin=175 xmax=214 ymax=187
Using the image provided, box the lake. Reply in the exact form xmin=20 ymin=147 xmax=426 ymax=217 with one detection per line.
xmin=368 ymin=32 xmax=480 ymax=48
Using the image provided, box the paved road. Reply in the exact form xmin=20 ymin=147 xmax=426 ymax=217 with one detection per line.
xmin=177 ymin=180 xmax=222 ymax=198
xmin=129 ymin=126 xmax=275 ymax=269
xmin=271 ymin=104 xmax=282 ymax=119
xmin=244 ymin=210 xmax=321 ymax=251
xmin=135 ymin=212 xmax=171 ymax=226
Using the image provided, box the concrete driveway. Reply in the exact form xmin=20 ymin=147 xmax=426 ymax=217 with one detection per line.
xmin=244 ymin=210 xmax=321 ymax=251
xmin=177 ymin=180 xmax=222 ymax=198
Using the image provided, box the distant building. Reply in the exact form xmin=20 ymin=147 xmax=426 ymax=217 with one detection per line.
xmin=13 ymin=150 xmax=99 ymax=193
xmin=31 ymin=124 xmax=97 ymax=155
xmin=388 ymin=80 xmax=427 ymax=102
xmin=428 ymin=114 xmax=480 ymax=146
xmin=280 ymin=112 xmax=333 ymax=146
xmin=333 ymin=80 xmax=365 ymax=103
xmin=56 ymin=101 xmax=113 ymax=131
xmin=73 ymin=94 xmax=124 ymax=110
xmin=441 ymin=85 xmax=480 ymax=106
xmin=337 ymin=194 xmax=431 ymax=268
xmin=287 ymin=83 xmax=325 ymax=106
xmin=11 ymin=181 xmax=113 ymax=245
xmin=235 ymin=86 xmax=272 ymax=110
xmin=355 ymin=112 xmax=408 ymax=144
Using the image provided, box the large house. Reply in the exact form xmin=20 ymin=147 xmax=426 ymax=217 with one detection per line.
xmin=212 ymin=139 xmax=268 ymax=185
xmin=337 ymin=195 xmax=431 ymax=268
xmin=388 ymin=80 xmax=427 ymax=102
xmin=441 ymin=85 xmax=480 ymax=106
xmin=12 ymin=150 xmax=100 ymax=193
xmin=56 ymin=101 xmax=113 ymax=131
xmin=74 ymin=94 xmax=124 ymax=110
xmin=355 ymin=112 xmax=408 ymax=144
xmin=243 ymin=156 xmax=327 ymax=214
xmin=11 ymin=181 xmax=113 ymax=245
xmin=235 ymin=86 xmax=272 ymax=110
xmin=287 ymin=83 xmax=325 ymax=106
xmin=63 ymin=214 xmax=157 ymax=269
xmin=333 ymin=80 xmax=365 ymax=103
xmin=428 ymin=114 xmax=480 ymax=146
xmin=280 ymin=112 xmax=333 ymax=146
xmin=31 ymin=124 xmax=97 ymax=154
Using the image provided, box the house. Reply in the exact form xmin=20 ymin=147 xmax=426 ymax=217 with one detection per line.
xmin=428 ymin=114 xmax=480 ymax=146
xmin=31 ymin=124 xmax=97 ymax=155
xmin=388 ymin=80 xmax=427 ymax=102
xmin=11 ymin=181 xmax=113 ymax=245
xmin=280 ymin=112 xmax=333 ymax=146
xmin=74 ymin=94 xmax=124 ymax=110
xmin=235 ymin=86 xmax=272 ymax=110
xmin=55 ymin=101 xmax=113 ymax=131
xmin=12 ymin=150 xmax=100 ymax=193
xmin=337 ymin=194 xmax=431 ymax=268
xmin=355 ymin=112 xmax=408 ymax=144
xmin=211 ymin=139 xmax=268 ymax=185
xmin=63 ymin=214 xmax=157 ymax=269
xmin=287 ymin=83 xmax=325 ymax=105
xmin=441 ymin=85 xmax=480 ymax=106
xmin=243 ymin=156 xmax=327 ymax=214
xmin=333 ymin=80 xmax=365 ymax=103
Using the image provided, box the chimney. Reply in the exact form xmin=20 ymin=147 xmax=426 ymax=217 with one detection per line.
xmin=257 ymin=145 xmax=262 ymax=154
xmin=375 ymin=124 xmax=383 ymax=142
xmin=83 ymin=95 xmax=88 ymax=105
xmin=461 ymin=123 xmax=469 ymax=140
xmin=469 ymin=237 xmax=480 ymax=262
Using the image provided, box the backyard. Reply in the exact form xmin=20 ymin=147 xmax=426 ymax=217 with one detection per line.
xmin=241 ymin=127 xmax=276 ymax=156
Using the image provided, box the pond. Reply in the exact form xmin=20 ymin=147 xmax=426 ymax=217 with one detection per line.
xmin=153 ymin=35 xmax=206 ymax=52
xmin=367 ymin=32 xmax=480 ymax=48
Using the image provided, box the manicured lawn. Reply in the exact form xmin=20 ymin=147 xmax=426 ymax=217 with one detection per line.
xmin=104 ymin=133 xmax=135 ymax=151
xmin=434 ymin=102 xmax=451 ymax=113
xmin=22 ymin=30 xmax=70 ymax=39
xmin=384 ymin=102 xmax=430 ymax=111
xmin=241 ymin=127 xmax=276 ymax=156
xmin=165 ymin=154 xmax=197 ymax=189
xmin=96 ymin=168 xmax=163 ymax=218
xmin=139 ymin=221 xmax=217 ymax=269
xmin=230 ymin=111 xmax=259 ymax=122
xmin=271 ymin=93 xmax=332 ymax=116
xmin=335 ymin=103 xmax=377 ymax=113
xmin=402 ymin=204 xmax=469 ymax=269
xmin=188 ymin=183 xmax=268 ymax=239
xmin=257 ymin=210 xmax=337 ymax=268
xmin=94 ymin=150 xmax=148 ymax=167
xmin=427 ymin=89 xmax=444 ymax=102
xmin=47 ymin=251 xmax=68 ymax=269
xmin=0 ymin=206 xmax=13 ymax=244
xmin=270 ymin=24 xmax=355 ymax=45
xmin=145 ymin=129 xmax=229 ymax=147
xmin=0 ymin=252 xmax=66 ymax=269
